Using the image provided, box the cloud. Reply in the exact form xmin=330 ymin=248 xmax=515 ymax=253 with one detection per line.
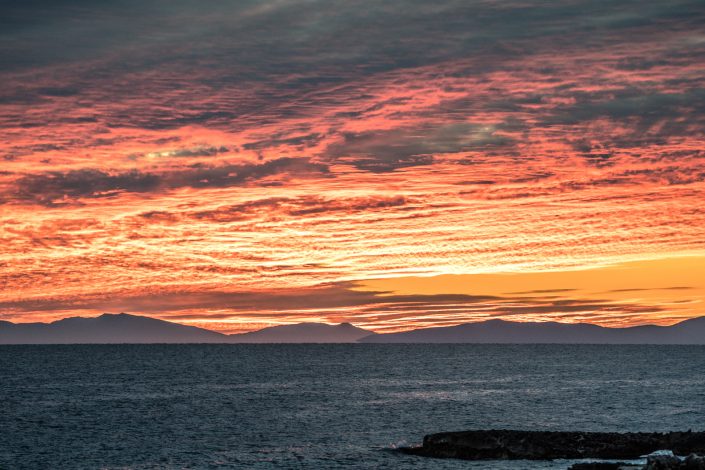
xmin=0 ymin=281 xmax=666 ymax=333
xmin=542 ymin=90 xmax=705 ymax=129
xmin=128 ymin=145 xmax=230 ymax=160
xmin=9 ymin=157 xmax=329 ymax=206
xmin=326 ymin=123 xmax=515 ymax=171
xmin=1 ymin=0 xmax=704 ymax=331
xmin=4 ymin=0 xmax=702 ymax=133
xmin=243 ymin=133 xmax=322 ymax=151
xmin=13 ymin=169 xmax=161 ymax=206
xmin=185 ymin=195 xmax=410 ymax=223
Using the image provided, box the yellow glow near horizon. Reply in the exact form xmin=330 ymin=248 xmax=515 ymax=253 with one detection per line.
xmin=353 ymin=256 xmax=705 ymax=327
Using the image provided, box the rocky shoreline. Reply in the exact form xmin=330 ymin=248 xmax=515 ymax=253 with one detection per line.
xmin=570 ymin=451 xmax=705 ymax=469
xmin=400 ymin=430 xmax=705 ymax=464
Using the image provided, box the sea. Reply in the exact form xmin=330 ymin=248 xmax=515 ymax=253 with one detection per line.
xmin=1 ymin=344 xmax=704 ymax=469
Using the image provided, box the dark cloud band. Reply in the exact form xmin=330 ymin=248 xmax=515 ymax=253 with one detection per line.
xmin=9 ymin=157 xmax=329 ymax=206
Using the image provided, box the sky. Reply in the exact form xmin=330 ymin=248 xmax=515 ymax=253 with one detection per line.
xmin=1 ymin=0 xmax=704 ymax=333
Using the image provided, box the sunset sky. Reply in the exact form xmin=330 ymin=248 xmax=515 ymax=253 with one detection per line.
xmin=1 ymin=0 xmax=704 ymax=333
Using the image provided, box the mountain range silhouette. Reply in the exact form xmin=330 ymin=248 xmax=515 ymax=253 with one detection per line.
xmin=1 ymin=313 xmax=704 ymax=344
xmin=0 ymin=313 xmax=372 ymax=344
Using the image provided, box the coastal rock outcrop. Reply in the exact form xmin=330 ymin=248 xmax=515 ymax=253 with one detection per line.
xmin=401 ymin=430 xmax=705 ymax=460
xmin=644 ymin=453 xmax=705 ymax=469
xmin=569 ymin=453 xmax=705 ymax=470
xmin=569 ymin=464 xmax=638 ymax=470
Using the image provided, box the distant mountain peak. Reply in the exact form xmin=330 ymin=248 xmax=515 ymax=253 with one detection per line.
xmin=0 ymin=313 xmax=228 ymax=344
xmin=99 ymin=312 xmax=146 ymax=319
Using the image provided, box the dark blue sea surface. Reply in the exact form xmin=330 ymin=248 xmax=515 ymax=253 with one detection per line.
xmin=1 ymin=345 xmax=704 ymax=469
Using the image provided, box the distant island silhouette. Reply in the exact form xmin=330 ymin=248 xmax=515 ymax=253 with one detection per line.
xmin=0 ymin=313 xmax=374 ymax=344
xmin=230 ymin=322 xmax=373 ymax=343
xmin=0 ymin=313 xmax=226 ymax=344
xmin=361 ymin=317 xmax=705 ymax=344
xmin=1 ymin=313 xmax=704 ymax=344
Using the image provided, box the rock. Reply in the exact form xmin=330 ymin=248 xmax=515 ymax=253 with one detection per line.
xmin=400 ymin=430 xmax=705 ymax=460
xmin=645 ymin=453 xmax=681 ymax=469
xmin=683 ymin=454 xmax=705 ymax=470
xmin=568 ymin=452 xmax=705 ymax=470
xmin=569 ymin=463 xmax=640 ymax=470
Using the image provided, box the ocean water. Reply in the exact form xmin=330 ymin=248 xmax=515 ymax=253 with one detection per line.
xmin=1 ymin=345 xmax=704 ymax=469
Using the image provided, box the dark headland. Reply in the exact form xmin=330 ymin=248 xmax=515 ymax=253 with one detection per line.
xmin=401 ymin=430 xmax=705 ymax=469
